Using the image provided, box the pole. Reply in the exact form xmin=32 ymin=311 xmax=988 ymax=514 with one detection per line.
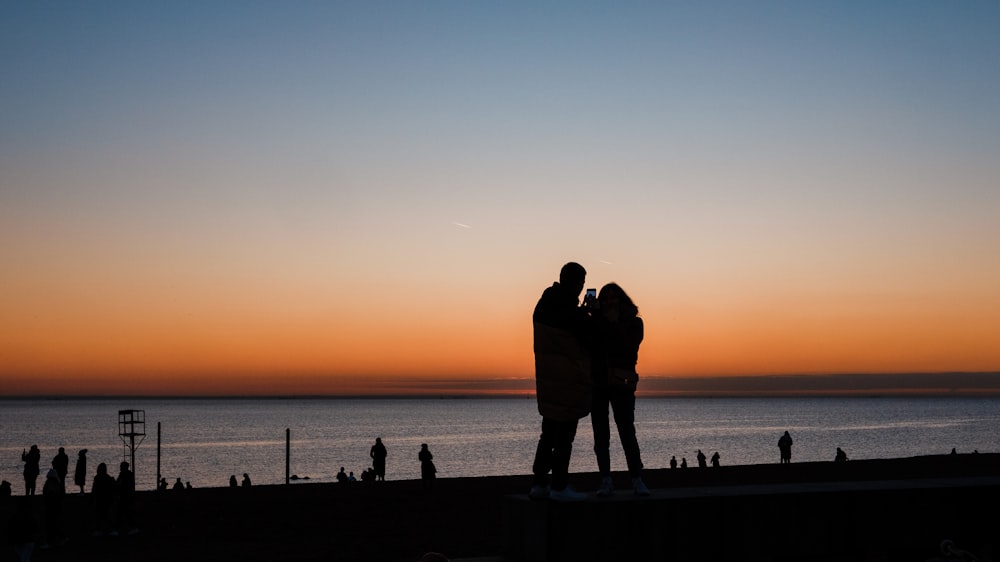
xmin=130 ymin=434 xmax=136 ymax=482
xmin=285 ymin=428 xmax=290 ymax=485
xmin=157 ymin=422 xmax=162 ymax=491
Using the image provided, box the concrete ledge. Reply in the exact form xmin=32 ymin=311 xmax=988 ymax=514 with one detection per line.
xmin=502 ymin=476 xmax=1000 ymax=562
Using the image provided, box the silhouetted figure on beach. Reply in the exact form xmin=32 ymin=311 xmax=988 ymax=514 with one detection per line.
xmin=681 ymin=457 xmax=687 ymax=468
xmin=696 ymin=449 xmax=707 ymax=468
xmin=337 ymin=467 xmax=349 ymax=483
xmin=370 ymin=438 xmax=388 ymax=481
xmin=173 ymin=478 xmax=184 ymax=491
xmin=711 ymin=451 xmax=721 ymax=467
xmin=158 ymin=477 xmax=168 ymax=492
xmin=91 ymin=462 xmax=115 ymax=536
xmin=835 ymin=447 xmax=848 ymax=462
xmin=419 ymin=444 xmax=436 ymax=490
xmin=116 ymin=461 xmax=137 ymax=535
xmin=348 ymin=471 xmax=356 ymax=482
xmin=73 ymin=449 xmax=88 ymax=494
xmin=0 ymin=480 xmax=11 ymax=498
xmin=529 ymin=262 xmax=595 ymax=502
xmin=778 ymin=431 xmax=793 ymax=464
xmin=21 ymin=445 xmax=41 ymax=496
xmin=8 ymin=496 xmax=36 ymax=562
xmin=591 ymin=282 xmax=649 ymax=497
xmin=361 ymin=468 xmax=375 ymax=483
xmin=52 ymin=448 xmax=69 ymax=492
xmin=229 ymin=475 xmax=238 ymax=488
xmin=670 ymin=455 xmax=677 ymax=469
xmin=241 ymin=473 xmax=251 ymax=488
xmin=41 ymin=468 xmax=66 ymax=547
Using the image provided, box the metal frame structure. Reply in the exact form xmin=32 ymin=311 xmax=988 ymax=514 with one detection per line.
xmin=118 ymin=409 xmax=146 ymax=477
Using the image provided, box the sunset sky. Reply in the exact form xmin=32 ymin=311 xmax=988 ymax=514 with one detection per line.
xmin=2 ymin=2 xmax=998 ymax=396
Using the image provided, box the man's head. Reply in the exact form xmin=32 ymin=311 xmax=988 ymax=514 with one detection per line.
xmin=559 ymin=262 xmax=586 ymax=296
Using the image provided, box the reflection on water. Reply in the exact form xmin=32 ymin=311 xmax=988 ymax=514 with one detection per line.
xmin=1 ymin=396 xmax=998 ymax=490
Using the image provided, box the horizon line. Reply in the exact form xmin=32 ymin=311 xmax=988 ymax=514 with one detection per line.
xmin=2 ymin=371 xmax=999 ymax=399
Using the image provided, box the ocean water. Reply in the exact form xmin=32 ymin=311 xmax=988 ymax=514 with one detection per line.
xmin=1 ymin=396 xmax=998 ymax=492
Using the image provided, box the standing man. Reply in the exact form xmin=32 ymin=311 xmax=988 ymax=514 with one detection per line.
xmin=529 ymin=262 xmax=594 ymax=502
xmin=116 ymin=461 xmax=138 ymax=536
xmin=73 ymin=449 xmax=88 ymax=494
xmin=52 ymin=447 xmax=69 ymax=491
xmin=370 ymin=437 xmax=388 ymax=481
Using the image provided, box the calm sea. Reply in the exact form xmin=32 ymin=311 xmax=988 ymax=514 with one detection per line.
xmin=2 ymin=397 xmax=998 ymax=492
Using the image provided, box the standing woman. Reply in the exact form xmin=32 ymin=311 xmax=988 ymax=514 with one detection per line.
xmin=418 ymin=443 xmax=436 ymax=489
xmin=591 ymin=283 xmax=649 ymax=496
xmin=21 ymin=445 xmax=41 ymax=496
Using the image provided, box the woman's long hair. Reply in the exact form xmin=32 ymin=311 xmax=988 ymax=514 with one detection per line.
xmin=598 ymin=283 xmax=639 ymax=318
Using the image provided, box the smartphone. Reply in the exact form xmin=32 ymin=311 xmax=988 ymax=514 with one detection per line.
xmin=585 ymin=288 xmax=597 ymax=299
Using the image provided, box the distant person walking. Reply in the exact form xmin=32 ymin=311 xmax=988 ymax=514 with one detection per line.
xmin=370 ymin=437 xmax=388 ymax=481
xmin=529 ymin=262 xmax=595 ymax=502
xmin=696 ymin=449 xmax=707 ymax=468
xmin=21 ymin=445 xmax=41 ymax=496
xmin=778 ymin=431 xmax=793 ymax=464
xmin=591 ymin=282 xmax=649 ymax=497
xmin=711 ymin=451 xmax=721 ymax=467
xmin=419 ymin=444 xmax=436 ymax=490
xmin=73 ymin=449 xmax=88 ymax=494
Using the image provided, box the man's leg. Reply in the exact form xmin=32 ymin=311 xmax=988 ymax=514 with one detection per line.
xmin=550 ymin=418 xmax=578 ymax=491
xmin=532 ymin=418 xmax=554 ymax=487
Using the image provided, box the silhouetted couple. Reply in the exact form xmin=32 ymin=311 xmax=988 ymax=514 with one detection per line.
xmin=529 ymin=262 xmax=648 ymax=502
xmin=779 ymin=431 xmax=793 ymax=464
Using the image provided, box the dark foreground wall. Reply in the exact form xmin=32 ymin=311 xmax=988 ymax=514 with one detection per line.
xmin=1 ymin=453 xmax=997 ymax=562
xmin=503 ymin=475 xmax=998 ymax=562
xmin=503 ymin=453 xmax=1000 ymax=562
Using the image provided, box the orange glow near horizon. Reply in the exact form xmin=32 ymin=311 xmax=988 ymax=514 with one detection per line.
xmin=3 ymin=277 xmax=998 ymax=396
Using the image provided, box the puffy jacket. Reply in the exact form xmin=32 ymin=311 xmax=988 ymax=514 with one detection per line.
xmin=533 ymin=283 xmax=592 ymax=421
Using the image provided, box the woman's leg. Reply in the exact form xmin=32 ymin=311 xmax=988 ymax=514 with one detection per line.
xmin=590 ymin=385 xmax=612 ymax=476
xmin=610 ymin=385 xmax=644 ymax=478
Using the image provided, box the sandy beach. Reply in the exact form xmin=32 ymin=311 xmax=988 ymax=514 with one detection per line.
xmin=2 ymin=453 xmax=998 ymax=562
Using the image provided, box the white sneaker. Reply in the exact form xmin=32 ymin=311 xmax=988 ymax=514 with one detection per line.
xmin=596 ymin=476 xmax=614 ymax=497
xmin=528 ymin=484 xmax=550 ymax=500
xmin=632 ymin=477 xmax=651 ymax=496
xmin=549 ymin=485 xmax=588 ymax=502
